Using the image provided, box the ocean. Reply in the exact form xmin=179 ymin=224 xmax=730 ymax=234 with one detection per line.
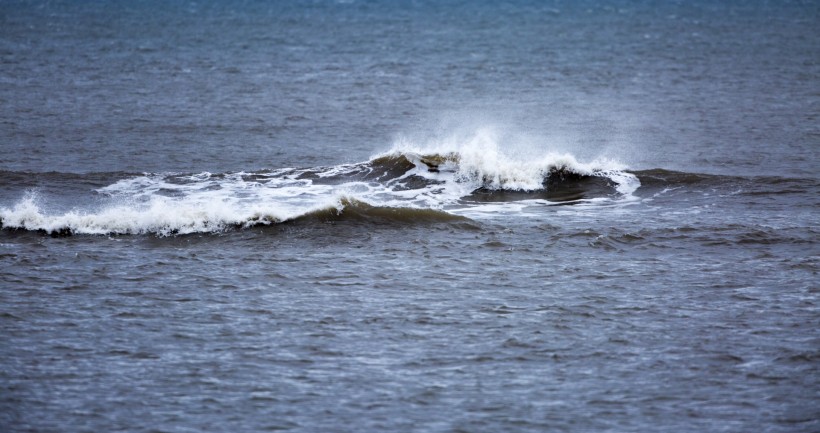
xmin=1 ymin=0 xmax=818 ymax=431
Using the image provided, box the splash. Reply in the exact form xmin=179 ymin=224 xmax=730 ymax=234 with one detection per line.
xmin=385 ymin=126 xmax=638 ymax=195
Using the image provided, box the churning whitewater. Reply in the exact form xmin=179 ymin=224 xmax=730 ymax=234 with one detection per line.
xmin=0 ymin=139 xmax=639 ymax=236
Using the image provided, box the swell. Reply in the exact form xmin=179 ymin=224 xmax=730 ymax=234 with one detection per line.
xmin=634 ymin=169 xmax=820 ymax=193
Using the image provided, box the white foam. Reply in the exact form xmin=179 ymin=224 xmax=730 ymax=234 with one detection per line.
xmin=0 ymin=188 xmax=348 ymax=236
xmin=382 ymin=126 xmax=638 ymax=197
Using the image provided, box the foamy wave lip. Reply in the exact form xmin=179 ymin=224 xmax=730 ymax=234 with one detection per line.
xmin=381 ymin=127 xmax=640 ymax=196
xmin=0 ymin=194 xmax=240 ymax=235
xmin=0 ymin=191 xmax=353 ymax=236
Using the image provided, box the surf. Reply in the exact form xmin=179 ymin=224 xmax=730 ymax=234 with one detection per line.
xmin=0 ymin=136 xmax=641 ymax=236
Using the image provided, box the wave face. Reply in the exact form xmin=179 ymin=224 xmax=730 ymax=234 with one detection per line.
xmin=0 ymin=140 xmax=638 ymax=236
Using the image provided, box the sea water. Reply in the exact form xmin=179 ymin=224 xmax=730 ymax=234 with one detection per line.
xmin=1 ymin=1 xmax=818 ymax=432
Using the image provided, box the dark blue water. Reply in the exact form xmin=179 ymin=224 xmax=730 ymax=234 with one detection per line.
xmin=1 ymin=1 xmax=818 ymax=432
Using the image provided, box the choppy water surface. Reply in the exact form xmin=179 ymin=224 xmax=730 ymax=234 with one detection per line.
xmin=1 ymin=1 xmax=818 ymax=432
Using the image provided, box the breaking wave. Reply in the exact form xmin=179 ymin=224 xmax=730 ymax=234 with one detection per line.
xmin=0 ymin=137 xmax=640 ymax=236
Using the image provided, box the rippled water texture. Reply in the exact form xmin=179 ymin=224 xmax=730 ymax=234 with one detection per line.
xmin=1 ymin=1 xmax=818 ymax=432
